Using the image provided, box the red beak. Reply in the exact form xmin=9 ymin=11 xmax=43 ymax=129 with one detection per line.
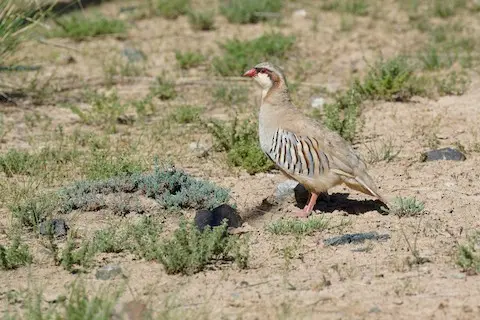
xmin=242 ymin=68 xmax=257 ymax=77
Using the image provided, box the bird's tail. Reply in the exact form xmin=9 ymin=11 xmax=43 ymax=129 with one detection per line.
xmin=340 ymin=172 xmax=389 ymax=208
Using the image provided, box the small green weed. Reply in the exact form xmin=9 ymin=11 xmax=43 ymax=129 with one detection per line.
xmin=9 ymin=193 xmax=59 ymax=229
xmin=457 ymin=231 xmax=480 ymax=275
xmin=103 ymin=58 xmax=145 ymax=85
xmin=170 ymin=105 xmax=202 ymax=124
xmin=149 ymin=76 xmax=177 ymax=100
xmin=188 ymin=10 xmax=215 ymax=30
xmin=365 ymin=140 xmax=401 ymax=163
xmin=212 ymin=33 xmax=295 ymax=76
xmin=385 ymin=196 xmax=425 ymax=217
xmin=205 ymin=117 xmax=274 ymax=174
xmin=219 ymin=0 xmax=283 ymax=24
xmin=355 ymin=56 xmax=425 ymax=101
xmin=70 ymin=90 xmax=128 ymax=133
xmin=50 ymin=13 xmax=127 ymax=40
xmin=321 ymin=0 xmax=369 ymax=16
xmin=175 ymin=51 xmax=205 ymax=69
xmin=155 ymin=0 xmax=190 ymax=19
xmin=267 ymin=216 xmax=329 ymax=235
xmin=213 ymin=85 xmax=248 ymax=106
xmin=322 ymin=88 xmax=361 ymax=142
xmin=0 ymin=237 xmax=33 ymax=270
xmin=155 ymin=221 xmax=248 ymax=274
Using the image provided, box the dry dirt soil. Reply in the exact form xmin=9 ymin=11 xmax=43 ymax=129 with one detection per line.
xmin=1 ymin=0 xmax=480 ymax=319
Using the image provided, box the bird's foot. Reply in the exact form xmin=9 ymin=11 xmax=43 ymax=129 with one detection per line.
xmin=294 ymin=207 xmax=311 ymax=219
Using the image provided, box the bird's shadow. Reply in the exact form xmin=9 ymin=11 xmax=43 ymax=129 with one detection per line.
xmin=296 ymin=192 xmax=386 ymax=215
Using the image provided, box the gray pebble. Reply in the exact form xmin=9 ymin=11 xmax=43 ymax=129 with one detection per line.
xmin=95 ymin=265 xmax=123 ymax=280
xmin=324 ymin=232 xmax=390 ymax=246
xmin=39 ymin=219 xmax=69 ymax=237
xmin=421 ymin=147 xmax=466 ymax=162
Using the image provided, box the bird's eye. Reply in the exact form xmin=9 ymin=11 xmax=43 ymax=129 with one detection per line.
xmin=261 ymin=68 xmax=268 ymax=73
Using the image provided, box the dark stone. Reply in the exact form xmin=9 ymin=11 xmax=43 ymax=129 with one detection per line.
xmin=421 ymin=147 xmax=466 ymax=162
xmin=122 ymin=47 xmax=146 ymax=63
xmin=95 ymin=265 xmax=123 ymax=280
xmin=323 ymin=232 xmax=390 ymax=246
xmin=294 ymin=184 xmax=310 ymax=206
xmin=194 ymin=204 xmax=242 ymax=232
xmin=39 ymin=219 xmax=68 ymax=237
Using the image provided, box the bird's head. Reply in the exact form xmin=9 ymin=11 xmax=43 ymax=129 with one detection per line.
xmin=242 ymin=62 xmax=287 ymax=91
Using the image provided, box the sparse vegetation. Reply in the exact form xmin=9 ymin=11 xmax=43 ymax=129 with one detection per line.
xmin=213 ymin=85 xmax=248 ymax=106
xmin=0 ymin=237 xmax=33 ymax=270
xmin=70 ymin=90 xmax=128 ymax=133
xmin=219 ymin=0 xmax=283 ymax=24
xmin=188 ymin=10 xmax=215 ymax=30
xmin=154 ymin=0 xmax=190 ymax=19
xmin=149 ymin=76 xmax=177 ymax=100
xmin=436 ymin=71 xmax=469 ymax=96
xmin=365 ymin=140 xmax=401 ymax=163
xmin=355 ymin=56 xmax=425 ymax=102
xmin=267 ymin=217 xmax=330 ymax=235
xmin=83 ymin=150 xmax=145 ymax=180
xmin=170 ymin=105 xmax=202 ymax=124
xmin=385 ymin=196 xmax=425 ymax=217
xmin=175 ymin=51 xmax=205 ymax=69
xmin=212 ymin=33 xmax=295 ymax=76
xmin=50 ymin=13 xmax=127 ymax=40
xmin=321 ymin=0 xmax=369 ymax=16
xmin=204 ymin=117 xmax=274 ymax=174
xmin=457 ymin=231 xmax=480 ymax=275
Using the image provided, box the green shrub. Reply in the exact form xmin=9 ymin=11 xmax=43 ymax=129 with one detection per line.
xmin=355 ymin=56 xmax=424 ymax=101
xmin=219 ymin=0 xmax=283 ymax=24
xmin=205 ymin=117 xmax=274 ymax=174
xmin=50 ymin=13 xmax=127 ymax=40
xmin=58 ymin=164 xmax=230 ymax=213
xmin=188 ymin=10 xmax=215 ymax=30
xmin=155 ymin=0 xmax=190 ymax=19
xmin=9 ymin=193 xmax=59 ymax=229
xmin=60 ymin=237 xmax=97 ymax=272
xmin=0 ymin=237 xmax=33 ymax=270
xmin=267 ymin=217 xmax=329 ymax=235
xmin=155 ymin=221 xmax=248 ymax=274
xmin=175 ymin=51 xmax=205 ymax=69
xmin=436 ymin=71 xmax=469 ymax=96
xmin=432 ymin=0 xmax=466 ymax=18
xmin=212 ymin=33 xmax=295 ymax=76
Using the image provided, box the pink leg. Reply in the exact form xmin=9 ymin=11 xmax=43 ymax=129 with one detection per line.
xmin=295 ymin=193 xmax=318 ymax=218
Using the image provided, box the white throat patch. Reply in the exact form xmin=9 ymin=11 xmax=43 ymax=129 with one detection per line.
xmin=254 ymin=72 xmax=273 ymax=90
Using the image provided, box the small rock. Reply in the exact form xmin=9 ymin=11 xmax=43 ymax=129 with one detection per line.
xmin=122 ymin=47 xmax=146 ymax=63
xmin=189 ymin=142 xmax=209 ymax=158
xmin=451 ymin=273 xmax=466 ymax=279
xmin=275 ymin=180 xmax=299 ymax=201
xmin=323 ymin=232 xmax=390 ymax=246
xmin=310 ymin=97 xmax=325 ymax=110
xmin=194 ymin=204 xmax=242 ymax=232
xmin=58 ymin=54 xmax=76 ymax=65
xmin=95 ymin=265 xmax=123 ymax=280
xmin=39 ymin=219 xmax=69 ymax=237
xmin=421 ymin=147 xmax=466 ymax=162
xmin=292 ymin=9 xmax=307 ymax=18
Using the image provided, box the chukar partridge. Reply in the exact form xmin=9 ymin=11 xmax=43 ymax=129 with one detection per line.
xmin=243 ymin=62 xmax=389 ymax=217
